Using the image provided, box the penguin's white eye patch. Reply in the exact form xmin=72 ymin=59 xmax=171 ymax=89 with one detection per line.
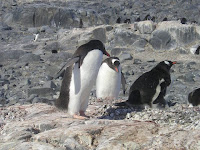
xmin=112 ymin=59 xmax=119 ymax=64
xmin=164 ymin=61 xmax=170 ymax=65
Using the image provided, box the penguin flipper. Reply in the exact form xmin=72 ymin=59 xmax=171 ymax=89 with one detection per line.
xmin=54 ymin=57 xmax=79 ymax=79
xmin=121 ymin=72 xmax=126 ymax=95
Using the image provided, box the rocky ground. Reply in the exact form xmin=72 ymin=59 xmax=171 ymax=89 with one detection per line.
xmin=0 ymin=0 xmax=200 ymax=149
xmin=0 ymin=103 xmax=199 ymax=150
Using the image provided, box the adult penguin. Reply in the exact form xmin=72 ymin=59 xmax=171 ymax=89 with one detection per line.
xmin=115 ymin=60 xmax=176 ymax=108
xmin=96 ymin=57 xmax=126 ymax=99
xmin=55 ymin=40 xmax=110 ymax=119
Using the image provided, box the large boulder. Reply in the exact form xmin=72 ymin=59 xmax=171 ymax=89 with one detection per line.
xmin=156 ymin=21 xmax=199 ymax=45
xmin=149 ymin=30 xmax=177 ymax=51
xmin=108 ymin=27 xmax=140 ymax=47
xmin=135 ymin=20 xmax=156 ymax=34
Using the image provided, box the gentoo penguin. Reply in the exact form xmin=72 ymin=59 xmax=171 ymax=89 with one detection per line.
xmin=188 ymin=88 xmax=200 ymax=106
xmin=55 ymin=40 xmax=110 ymax=119
xmin=96 ymin=57 xmax=126 ymax=99
xmin=115 ymin=60 xmax=176 ymax=108
xmin=33 ymin=34 xmax=39 ymax=42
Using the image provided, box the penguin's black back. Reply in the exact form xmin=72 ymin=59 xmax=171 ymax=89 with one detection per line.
xmin=55 ymin=65 xmax=72 ymax=109
xmin=127 ymin=61 xmax=172 ymax=106
xmin=128 ymin=69 xmax=162 ymax=105
xmin=73 ymin=40 xmax=106 ymax=67
xmin=188 ymin=88 xmax=200 ymax=106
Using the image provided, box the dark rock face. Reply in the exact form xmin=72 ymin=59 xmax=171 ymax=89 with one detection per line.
xmin=175 ymin=26 xmax=198 ymax=45
xmin=111 ymin=30 xmax=140 ymax=47
xmin=149 ymin=30 xmax=176 ymax=50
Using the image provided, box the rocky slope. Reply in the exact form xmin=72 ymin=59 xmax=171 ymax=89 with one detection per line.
xmin=0 ymin=0 xmax=200 ymax=149
xmin=0 ymin=103 xmax=199 ymax=150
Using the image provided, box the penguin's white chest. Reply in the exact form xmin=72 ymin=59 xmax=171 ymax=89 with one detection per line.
xmin=96 ymin=63 xmax=121 ymax=99
xmin=68 ymin=50 xmax=103 ymax=115
xmin=152 ymin=78 xmax=165 ymax=102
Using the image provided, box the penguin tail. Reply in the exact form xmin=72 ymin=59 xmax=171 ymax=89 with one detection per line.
xmin=55 ymin=97 xmax=68 ymax=110
xmin=114 ymin=101 xmax=127 ymax=106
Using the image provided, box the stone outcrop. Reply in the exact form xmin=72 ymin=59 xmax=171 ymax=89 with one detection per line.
xmin=0 ymin=104 xmax=199 ymax=150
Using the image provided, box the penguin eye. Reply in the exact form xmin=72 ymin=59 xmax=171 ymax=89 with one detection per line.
xmin=114 ymin=61 xmax=120 ymax=66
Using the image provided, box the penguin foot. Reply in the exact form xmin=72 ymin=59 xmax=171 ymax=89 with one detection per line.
xmin=80 ymin=111 xmax=90 ymax=118
xmin=73 ymin=114 xmax=89 ymax=120
xmin=73 ymin=111 xmax=89 ymax=120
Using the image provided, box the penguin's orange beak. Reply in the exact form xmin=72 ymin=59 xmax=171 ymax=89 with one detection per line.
xmin=172 ymin=61 xmax=177 ymax=64
xmin=105 ymin=51 xmax=110 ymax=57
xmin=115 ymin=67 xmax=119 ymax=72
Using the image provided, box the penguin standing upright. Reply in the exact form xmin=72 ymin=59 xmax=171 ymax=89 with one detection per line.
xmin=55 ymin=40 xmax=110 ymax=119
xmin=96 ymin=57 xmax=126 ymax=99
xmin=188 ymin=88 xmax=200 ymax=106
xmin=115 ymin=60 xmax=176 ymax=108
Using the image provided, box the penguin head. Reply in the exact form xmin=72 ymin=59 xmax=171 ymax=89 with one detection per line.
xmin=75 ymin=40 xmax=110 ymax=58
xmin=87 ymin=40 xmax=110 ymax=57
xmin=104 ymin=57 xmax=120 ymax=72
xmin=157 ymin=60 xmax=176 ymax=71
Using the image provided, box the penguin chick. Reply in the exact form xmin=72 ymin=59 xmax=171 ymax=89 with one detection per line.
xmin=115 ymin=60 xmax=176 ymax=108
xmin=55 ymin=40 xmax=110 ymax=119
xmin=96 ymin=57 xmax=126 ymax=99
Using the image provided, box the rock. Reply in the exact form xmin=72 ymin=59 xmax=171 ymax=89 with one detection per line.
xmin=27 ymin=28 xmax=38 ymax=34
xmin=11 ymin=6 xmax=35 ymax=27
xmin=92 ymin=27 xmax=106 ymax=43
xmin=119 ymin=52 xmax=133 ymax=62
xmin=135 ymin=20 xmax=156 ymax=34
xmin=27 ymin=94 xmax=38 ymax=103
xmin=0 ymin=79 xmax=10 ymax=86
xmin=0 ymin=102 xmax=200 ymax=149
xmin=105 ymin=25 xmax=113 ymax=31
xmin=40 ymin=26 xmax=50 ymax=32
xmin=110 ymin=28 xmax=140 ymax=47
xmin=32 ymin=97 xmax=41 ymax=104
xmin=19 ymin=53 xmax=41 ymax=62
xmin=44 ymin=42 xmax=60 ymax=52
xmin=0 ymin=50 xmax=26 ymax=62
xmin=111 ymin=48 xmax=122 ymax=56
xmin=0 ymin=142 xmax=60 ymax=150
xmin=132 ymin=38 xmax=147 ymax=52
xmin=110 ymin=48 xmax=130 ymax=56
xmin=156 ymin=21 xmax=198 ymax=45
xmin=43 ymin=81 xmax=57 ymax=89
xmin=190 ymin=44 xmax=200 ymax=54
xmin=177 ymin=73 xmax=195 ymax=82
xmin=149 ymin=30 xmax=177 ymax=51
xmin=27 ymin=88 xmax=55 ymax=98
xmin=46 ymin=52 xmax=72 ymax=63
xmin=0 ymin=24 xmax=12 ymax=31
xmin=22 ymin=44 xmax=38 ymax=50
